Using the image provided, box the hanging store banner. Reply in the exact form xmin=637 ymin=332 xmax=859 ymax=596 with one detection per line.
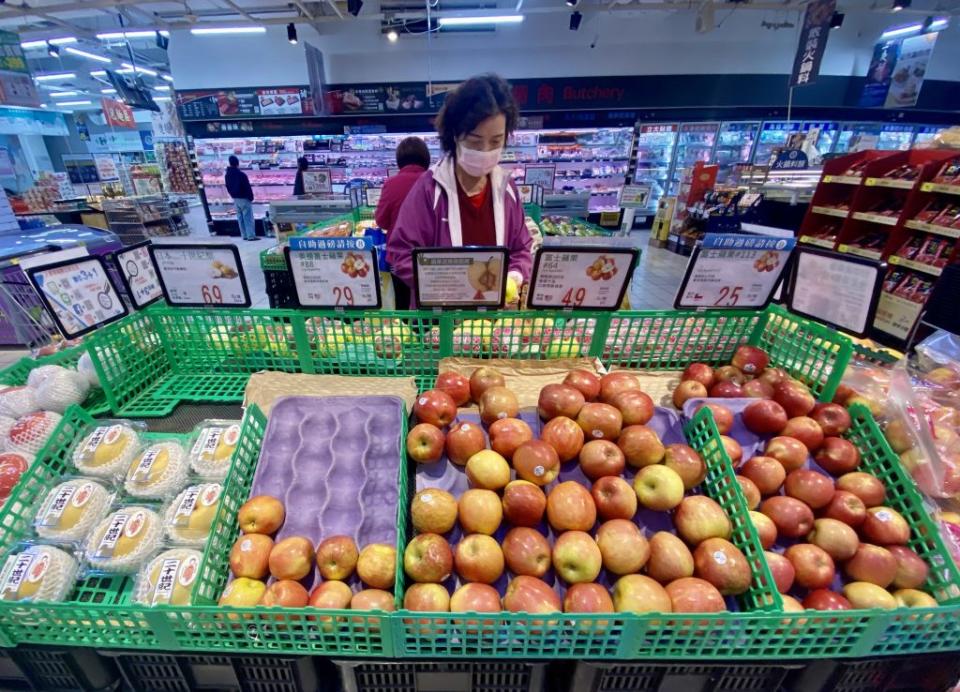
xmin=305 ymin=42 xmax=327 ymax=116
xmin=0 ymin=30 xmax=39 ymax=107
xmin=789 ymin=0 xmax=836 ymax=87
xmin=860 ymin=32 xmax=938 ymax=108
xmin=101 ymin=97 xmax=136 ymax=129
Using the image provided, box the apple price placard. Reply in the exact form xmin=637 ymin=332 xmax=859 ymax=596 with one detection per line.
xmin=115 ymin=241 xmax=162 ymax=309
xmin=26 ymin=256 xmax=128 ymax=338
xmin=149 ymin=244 xmax=251 ymax=307
xmin=286 ymin=236 xmax=381 ymax=309
xmin=675 ymin=234 xmax=796 ymax=310
xmin=528 ymin=247 xmax=638 ymax=311
xmin=413 ymin=247 xmax=510 ymax=309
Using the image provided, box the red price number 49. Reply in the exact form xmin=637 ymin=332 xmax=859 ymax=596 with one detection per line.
xmin=333 ymin=286 xmax=355 ymax=306
xmin=561 ymin=287 xmax=587 ymax=307
xmin=713 ymin=285 xmax=743 ymax=307
xmin=201 ymin=284 xmax=223 ymax=304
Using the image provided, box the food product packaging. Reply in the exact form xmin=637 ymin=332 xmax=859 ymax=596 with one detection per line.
xmin=187 ymin=420 xmax=241 ymax=480
xmin=0 ymin=545 xmax=78 ymax=603
xmin=35 ymin=478 xmax=112 ymax=543
xmin=124 ymin=441 xmax=188 ymax=499
xmin=0 ymin=386 xmax=39 ymax=420
xmin=73 ymin=422 xmax=144 ymax=479
xmin=7 ymin=411 xmax=62 ymax=457
xmin=133 ymin=548 xmax=203 ymax=606
xmin=163 ymin=483 xmax=222 ymax=546
xmin=84 ymin=506 xmax=163 ymax=574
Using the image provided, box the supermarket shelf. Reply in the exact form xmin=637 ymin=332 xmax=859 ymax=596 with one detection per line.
xmin=865 ymin=177 xmax=916 ymax=190
xmin=888 ymin=255 xmax=943 ymax=276
xmin=905 ymin=219 xmax=960 ymax=239
xmin=823 ymin=174 xmax=863 ymax=184
xmin=852 ymin=211 xmax=899 ymax=226
xmin=800 ymin=236 xmax=837 ymax=249
xmin=812 ymin=205 xmax=849 ymax=218
xmin=838 ymin=244 xmax=883 ymax=260
xmin=922 ymin=182 xmax=960 ymax=195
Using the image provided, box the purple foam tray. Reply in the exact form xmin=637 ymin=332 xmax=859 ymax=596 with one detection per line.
xmin=250 ymin=395 xmax=405 ymax=590
xmin=414 ymin=406 xmax=745 ymax=606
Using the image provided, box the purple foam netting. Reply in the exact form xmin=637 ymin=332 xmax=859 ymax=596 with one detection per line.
xmin=251 ymin=395 xmax=404 ymax=590
xmin=414 ymin=406 xmax=742 ymax=605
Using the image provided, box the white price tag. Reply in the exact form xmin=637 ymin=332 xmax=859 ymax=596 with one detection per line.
xmin=619 ymin=185 xmax=652 ymax=209
xmin=27 ymin=256 xmax=128 ymax=338
xmin=529 ymin=248 xmax=638 ymax=310
xmin=675 ymin=234 xmax=795 ymax=309
xmin=287 ymin=237 xmax=381 ymax=308
xmin=302 ymin=169 xmax=332 ymax=194
xmin=523 ymin=164 xmax=556 ymax=192
xmin=413 ymin=248 xmax=509 ymax=308
xmin=150 ymin=244 xmax=250 ymax=307
xmin=872 ymin=292 xmax=923 ymax=341
xmin=116 ymin=242 xmax=162 ymax=309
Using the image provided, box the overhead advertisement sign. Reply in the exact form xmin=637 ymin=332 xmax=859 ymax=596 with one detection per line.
xmin=0 ymin=30 xmax=39 ymax=108
xmin=860 ymin=31 xmax=939 ymax=108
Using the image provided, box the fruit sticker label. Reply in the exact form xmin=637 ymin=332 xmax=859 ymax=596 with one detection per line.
xmin=287 ymin=237 xmax=380 ymax=309
xmin=173 ymin=486 xmax=202 ymax=526
xmin=529 ymin=248 xmax=638 ymax=310
xmin=413 ymin=248 xmax=509 ymax=308
xmin=0 ymin=553 xmax=34 ymax=595
xmin=40 ymin=485 xmax=76 ymax=526
xmin=131 ymin=448 xmax=162 ymax=483
xmin=72 ymin=482 xmax=93 ymax=509
xmin=223 ymin=425 xmax=240 ymax=447
xmin=84 ymin=425 xmax=118 ymax=456
xmin=124 ymin=510 xmax=146 ymax=539
xmin=199 ymin=484 xmax=221 ymax=506
xmin=26 ymin=553 xmax=48 ymax=583
xmin=192 ymin=427 xmax=222 ymax=459
xmin=153 ymin=558 xmax=180 ymax=605
xmin=96 ymin=513 xmax=129 ymax=557
xmin=179 ymin=555 xmax=199 ymax=588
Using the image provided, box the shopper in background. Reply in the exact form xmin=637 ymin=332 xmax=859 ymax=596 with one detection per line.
xmin=293 ymin=156 xmax=309 ymax=197
xmin=387 ymin=74 xmax=532 ymax=305
xmin=225 ymin=155 xmax=256 ymax=241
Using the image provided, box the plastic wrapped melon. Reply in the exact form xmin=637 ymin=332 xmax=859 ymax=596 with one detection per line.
xmin=35 ymin=479 xmax=112 ymax=542
xmin=73 ymin=423 xmax=141 ymax=479
xmin=0 ymin=386 xmax=38 ymax=420
xmin=85 ymin=506 xmax=163 ymax=574
xmin=124 ymin=442 xmax=188 ymax=499
xmin=163 ymin=483 xmax=221 ymax=546
xmin=188 ymin=422 xmax=241 ymax=480
xmin=0 ymin=545 xmax=78 ymax=603
xmin=133 ymin=548 xmax=203 ymax=606
xmin=34 ymin=368 xmax=89 ymax=413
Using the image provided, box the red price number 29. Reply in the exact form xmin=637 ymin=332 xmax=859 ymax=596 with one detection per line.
xmin=713 ymin=285 xmax=743 ymax=307
xmin=561 ymin=287 xmax=587 ymax=307
xmin=201 ymin=284 xmax=223 ymax=304
xmin=333 ymin=286 xmax=355 ymax=306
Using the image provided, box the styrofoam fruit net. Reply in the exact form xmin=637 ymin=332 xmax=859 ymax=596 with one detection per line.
xmin=35 ymin=478 xmax=112 ymax=543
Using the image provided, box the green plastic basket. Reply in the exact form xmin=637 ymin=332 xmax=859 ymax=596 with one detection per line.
xmin=259 ymin=247 xmax=288 ymax=272
xmin=523 ymin=203 xmax=542 ymax=224
xmin=851 ymin=341 xmax=900 ymax=367
xmin=0 ymin=346 xmax=110 ymax=417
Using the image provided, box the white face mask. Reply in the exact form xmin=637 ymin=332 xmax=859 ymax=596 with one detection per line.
xmin=457 ymin=141 xmax=502 ymax=177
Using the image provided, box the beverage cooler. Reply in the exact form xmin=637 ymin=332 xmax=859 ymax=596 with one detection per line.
xmin=668 ymin=122 xmax=719 ymax=195
xmin=713 ymin=122 xmax=760 ymax=184
xmin=632 ymin=124 xmax=678 ymax=215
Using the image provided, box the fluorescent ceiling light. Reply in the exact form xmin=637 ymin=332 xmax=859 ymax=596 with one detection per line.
xmin=161 ymin=74 xmax=174 ymax=82
xmin=928 ymin=18 xmax=949 ymax=31
xmin=90 ymin=70 xmax=108 ymax=78
xmin=63 ymin=47 xmax=112 ymax=63
xmin=881 ymin=22 xmax=923 ymax=37
xmin=21 ymin=37 xmax=76 ymax=49
xmin=190 ymin=26 xmax=267 ymax=35
xmin=154 ymin=85 xmax=171 ymax=91
xmin=121 ymin=63 xmax=158 ymax=76
xmin=50 ymin=91 xmax=79 ymax=98
xmin=34 ymin=73 xmax=76 ymax=81
xmin=101 ymin=88 xmax=117 ymax=94
xmin=437 ymin=14 xmax=524 ymax=26
xmin=57 ymin=100 xmax=92 ymax=106
xmin=97 ymin=31 xmax=169 ymax=40
xmin=154 ymin=96 xmax=172 ymax=102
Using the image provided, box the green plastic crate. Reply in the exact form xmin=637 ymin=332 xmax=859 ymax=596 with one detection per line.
xmin=0 ymin=346 xmax=110 ymax=417
xmin=851 ymin=341 xmax=900 ymax=367
xmin=260 ymin=246 xmax=288 ymax=272
xmin=523 ymin=203 xmax=542 ymax=224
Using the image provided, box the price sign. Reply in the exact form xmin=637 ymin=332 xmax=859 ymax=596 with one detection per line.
xmin=365 ymin=187 xmax=382 ymax=207
xmin=619 ymin=185 xmax=651 ymax=209
xmin=524 ymin=164 xmax=556 ymax=192
xmin=675 ymin=234 xmax=796 ymax=310
xmin=413 ymin=247 xmax=509 ymax=309
xmin=114 ymin=241 xmax=162 ymax=309
xmin=302 ymin=168 xmax=332 ymax=194
xmin=26 ymin=256 xmax=128 ymax=338
xmin=149 ymin=244 xmax=251 ymax=307
xmin=286 ymin=236 xmax=381 ymax=309
xmin=529 ymin=247 xmax=638 ymax=311
xmin=785 ymin=246 xmax=883 ymax=337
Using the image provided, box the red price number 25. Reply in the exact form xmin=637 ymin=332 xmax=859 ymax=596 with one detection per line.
xmin=333 ymin=286 xmax=355 ymax=306
xmin=713 ymin=285 xmax=743 ymax=307
xmin=201 ymin=284 xmax=223 ymax=304
xmin=561 ymin=287 xmax=587 ymax=307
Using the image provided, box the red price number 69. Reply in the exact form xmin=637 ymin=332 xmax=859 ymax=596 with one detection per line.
xmin=201 ymin=284 xmax=223 ymax=304
xmin=713 ymin=285 xmax=743 ymax=307
xmin=561 ymin=287 xmax=587 ymax=307
xmin=333 ymin=286 xmax=355 ymax=306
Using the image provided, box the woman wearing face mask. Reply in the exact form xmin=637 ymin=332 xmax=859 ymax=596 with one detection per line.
xmin=386 ymin=74 xmax=532 ymax=305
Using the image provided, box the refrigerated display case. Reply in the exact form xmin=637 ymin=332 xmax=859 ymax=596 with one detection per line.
xmin=533 ymin=128 xmax=634 ymax=212
xmin=913 ymin=125 xmax=941 ymax=148
xmin=835 ymin=123 xmax=881 ymax=153
xmin=878 ymin=124 xmax=916 ymax=151
xmin=632 ymin=124 xmax=678 ymax=214
xmin=668 ymin=122 xmax=719 ymax=195
xmin=752 ymin=121 xmax=802 ymax=165
xmin=800 ymin=121 xmax=839 ymax=165
xmin=713 ymin=122 xmax=759 ymax=184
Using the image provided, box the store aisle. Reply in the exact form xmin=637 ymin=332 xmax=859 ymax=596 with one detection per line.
xmin=628 ymin=231 xmax=689 ymax=310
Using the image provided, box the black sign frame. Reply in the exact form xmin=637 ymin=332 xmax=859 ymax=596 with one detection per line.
xmin=111 ymin=240 xmax=163 ymax=310
xmin=149 ymin=243 xmax=252 ymax=308
xmin=528 ymin=246 xmax=638 ymax=311
xmin=412 ymin=246 xmax=510 ymax=309
xmin=283 ymin=245 xmax=382 ymax=310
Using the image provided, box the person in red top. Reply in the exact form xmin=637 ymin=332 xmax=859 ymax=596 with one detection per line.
xmin=375 ymin=137 xmax=431 ymax=232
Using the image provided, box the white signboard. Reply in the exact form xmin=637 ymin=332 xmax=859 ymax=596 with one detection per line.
xmin=302 ymin=168 xmax=332 ymax=194
xmin=675 ymin=234 xmax=796 ymax=309
xmin=116 ymin=242 xmax=162 ymax=309
xmin=26 ymin=256 xmax=128 ymax=337
xmin=287 ymin=237 xmax=381 ymax=308
xmin=524 ymin=164 xmax=556 ymax=192
xmin=150 ymin=244 xmax=250 ymax=307
xmin=873 ymin=291 xmax=923 ymax=341
xmin=94 ymin=156 xmax=119 ymax=182
xmin=529 ymin=247 xmax=638 ymax=310
xmin=619 ymin=185 xmax=652 ymax=209
xmin=413 ymin=248 xmax=509 ymax=308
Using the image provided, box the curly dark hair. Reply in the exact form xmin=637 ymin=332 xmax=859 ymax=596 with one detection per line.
xmin=435 ymin=74 xmax=519 ymax=154
xmin=395 ymin=136 xmax=431 ymax=169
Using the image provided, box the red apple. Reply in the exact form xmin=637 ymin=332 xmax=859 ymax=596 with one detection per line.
xmin=309 ymin=580 xmax=353 ymax=609
xmin=815 ymin=437 xmax=861 ymax=475
xmin=406 ymin=423 xmax=445 ymax=463
xmin=450 ymin=583 xmax=501 ymax=613
xmin=411 ymin=489 xmax=458 ymax=535
xmin=765 ymin=436 xmax=809 ymax=472
xmin=887 ymin=545 xmax=929 ymax=589
xmin=674 ymin=495 xmax=732 ymax=545
xmin=784 ymin=468 xmax=835 ymax=509
xmin=720 ymin=435 xmax=743 ymax=464
xmin=502 ymin=576 xmax=561 ymax=613
xmin=469 ymin=367 xmax=505 ymax=402
xmin=673 ymin=381 xmax=708 ymax=409
xmin=664 ymin=444 xmax=707 ymax=490
xmin=709 ymin=381 xmax=744 ymax=398
xmin=634 ymin=465 xmax=684 ymax=511
xmin=540 ymin=416 xmax=584 ymax=462
xmin=612 ymin=574 xmax=672 ymax=613
xmin=537 ymin=383 xmax=585 ymax=420
xmin=599 ymin=372 xmax=642 ymax=404
xmin=845 ymin=543 xmax=897 ymax=587
xmin=714 ymin=365 xmax=745 ymax=384
xmin=741 ymin=379 xmax=775 ymax=399
xmin=739 ymin=456 xmax=786 ymax=495
xmin=682 ymin=363 xmax=716 ymax=389
xmin=773 ymin=381 xmax=816 ymax=418
xmin=742 ymin=400 xmax=789 ymax=435
xmin=782 ymin=416 xmax=825 ymax=452
xmin=459 ymin=488 xmax=502 ymax=535
xmin=694 ymin=537 xmax=752 ymax=595
xmin=697 ymin=403 xmax=734 ymax=434
xmin=824 ymin=490 xmax=867 ymax=527
xmin=611 ymin=390 xmax=655 ymax=426
xmin=564 ymin=370 xmax=601 ymax=401
xmin=502 ymin=527 xmax=551 ymax=577
xmin=732 ymin=345 xmax=770 ymax=375
xmin=501 ymin=480 xmax=546 ymax=527
xmin=404 ymin=583 xmax=451 ymax=612
xmin=591 ymin=476 xmax=637 ymax=521
xmin=596 ymin=519 xmax=650 ymax=575
xmin=489 ymin=417 xmax=533 ymax=460
xmin=435 ymin=371 xmax=470 ymax=406
xmin=760 ymin=367 xmax=790 ymax=389
xmin=750 ymin=510 xmax=777 ymax=549
xmin=811 ymin=403 xmax=852 ymax=436
xmin=546 ymin=481 xmax=597 ymax=532
xmin=782 ymin=594 xmax=804 ymax=612
xmin=404 ymin=533 xmax=454 ymax=584
xmin=760 ymin=496 xmax=814 ymax=538
xmin=414 ymin=390 xmax=457 ymax=427
xmin=765 ymin=550 xmax=795 ymax=593
xmin=564 ymin=583 xmax=614 ymax=613
xmin=786 ymin=543 xmax=836 ymax=590
xmin=579 ymin=439 xmax=626 ymax=480
xmin=617 ymin=424 xmax=665 ymax=468
xmin=445 ymin=421 xmax=487 ymax=466
xmin=861 ymin=506 xmax=910 ymax=545
xmin=844 ymin=582 xmax=897 ymax=609
xmin=803 ymin=589 xmax=852 ymax=610
xmin=646 ymin=531 xmax=694 ymax=583
xmin=736 ymin=475 xmax=761 ymax=510
xmin=832 ymin=384 xmax=856 ymax=405
xmin=665 ymin=577 xmax=726 ymax=613
xmin=577 ymin=403 xmax=623 ymax=441
xmin=836 ymin=472 xmax=885 ymax=507
xmin=807 ymin=517 xmax=859 ymax=561
xmin=260 ymin=580 xmax=310 ymax=608
xmin=454 ymin=534 xmax=505 ymax=584
xmin=553 ymin=530 xmax=603 ymax=584
xmin=513 ymin=440 xmax=561 ymax=486
xmin=479 ymin=386 xmax=519 ymax=425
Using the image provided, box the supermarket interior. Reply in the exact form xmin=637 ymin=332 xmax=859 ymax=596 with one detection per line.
xmin=0 ymin=1 xmax=958 ymax=691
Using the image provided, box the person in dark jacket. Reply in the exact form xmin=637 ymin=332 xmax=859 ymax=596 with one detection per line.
xmin=374 ymin=137 xmax=430 ymax=232
xmin=225 ymin=155 xmax=256 ymax=240
xmin=293 ymin=157 xmax=309 ymax=197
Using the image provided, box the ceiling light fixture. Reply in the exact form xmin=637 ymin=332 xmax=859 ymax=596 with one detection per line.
xmin=50 ymin=91 xmax=79 ymax=98
xmin=121 ymin=63 xmax=158 ymax=77
xmin=892 ymin=0 xmax=910 ymax=12
xmin=34 ymin=73 xmax=76 ymax=82
xmin=881 ymin=22 xmax=923 ymax=37
xmin=830 ymin=12 xmax=844 ymax=28
xmin=56 ymin=100 xmax=92 ymax=106
xmin=47 ymin=44 xmax=59 ymax=58
xmin=101 ymin=88 xmax=117 ymax=94
xmin=925 ymin=17 xmax=949 ymax=31
xmin=162 ymin=74 xmax=174 ymax=82
xmin=97 ymin=31 xmax=170 ymax=40
xmin=90 ymin=70 xmax=108 ymax=78
xmin=153 ymin=96 xmax=172 ymax=102
xmin=154 ymin=85 xmax=171 ymax=91
xmin=189 ymin=26 xmax=267 ymax=35
xmin=386 ymin=29 xmax=399 ymax=41
xmin=437 ymin=14 xmax=524 ymax=26
xmin=566 ymin=0 xmax=579 ymax=7
xmin=21 ymin=37 xmax=76 ymax=49
xmin=569 ymin=11 xmax=582 ymax=30
xmin=63 ymin=47 xmax=112 ymax=63
xmin=287 ymin=23 xmax=298 ymax=44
